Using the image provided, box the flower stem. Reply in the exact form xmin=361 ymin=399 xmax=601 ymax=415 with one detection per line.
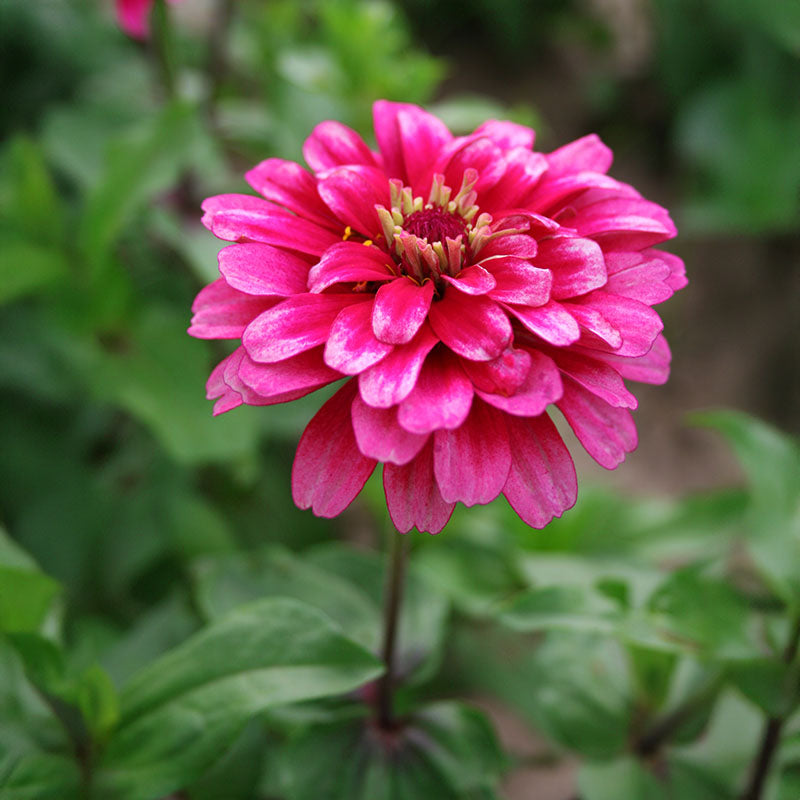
xmin=204 ymin=0 xmax=235 ymax=129
xmin=740 ymin=615 xmax=800 ymax=800
xmin=151 ymin=0 xmax=177 ymax=100
xmin=376 ymin=530 xmax=408 ymax=729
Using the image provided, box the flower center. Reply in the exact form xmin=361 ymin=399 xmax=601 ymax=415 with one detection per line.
xmin=403 ymin=206 xmax=467 ymax=245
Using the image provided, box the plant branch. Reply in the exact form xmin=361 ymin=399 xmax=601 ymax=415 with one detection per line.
xmin=376 ymin=530 xmax=409 ymax=729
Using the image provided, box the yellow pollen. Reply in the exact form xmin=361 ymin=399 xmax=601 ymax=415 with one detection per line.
xmin=362 ymin=239 xmax=373 ymax=246
xmin=342 ymin=226 xmax=352 ymax=241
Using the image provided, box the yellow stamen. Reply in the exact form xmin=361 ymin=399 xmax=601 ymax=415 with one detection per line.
xmin=342 ymin=226 xmax=352 ymax=241
xmin=362 ymin=239 xmax=373 ymax=247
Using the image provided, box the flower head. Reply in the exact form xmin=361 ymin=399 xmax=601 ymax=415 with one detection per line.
xmin=190 ymin=101 xmax=686 ymax=533
xmin=115 ymin=0 xmax=180 ymax=39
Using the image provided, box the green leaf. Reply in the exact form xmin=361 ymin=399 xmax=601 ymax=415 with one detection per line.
xmin=0 ymin=529 xmax=59 ymax=633
xmin=76 ymin=664 xmax=119 ymax=743
xmin=579 ymin=757 xmax=668 ymax=800
xmin=0 ymin=235 xmax=69 ymax=306
xmin=0 ymin=752 xmax=82 ymax=800
xmin=281 ymin=702 xmax=503 ymax=800
xmin=96 ymin=597 xmax=383 ymax=799
xmin=726 ymin=658 xmax=799 ymax=717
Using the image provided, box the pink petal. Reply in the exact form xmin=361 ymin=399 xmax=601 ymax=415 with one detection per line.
xmin=603 ymin=251 xmax=673 ymax=305
xmin=428 ymin=292 xmax=512 ymax=361
xmin=477 ymin=233 xmax=539 ymax=260
xmin=484 ymin=256 xmax=551 ymax=306
xmin=583 ymin=333 xmax=671 ymax=385
xmin=478 ymin=149 xmax=548 ymax=213
xmin=441 ymin=265 xmax=497 ymax=296
xmin=397 ymin=348 xmax=473 ymax=434
xmin=568 ymin=291 xmax=663 ymax=357
xmin=546 ymin=133 xmax=613 ymax=177
xmin=504 ymin=300 xmax=581 ymax=346
xmin=206 ymin=353 xmax=243 ymax=415
xmin=502 ymin=414 xmax=577 ymax=528
xmin=243 ymin=293 xmax=366 ymax=363
xmin=218 ymin=243 xmax=310 ymax=296
xmin=302 ymin=120 xmax=379 ymax=173
xmin=317 ymin=166 xmax=390 ymax=240
xmin=574 ymin=196 xmax=677 ymax=250
xmin=116 ymin=0 xmax=151 ymax=39
xmin=433 ymin=398 xmax=511 ymax=506
xmin=308 ymin=242 xmax=396 ymax=293
xmin=358 ymin=323 xmax=439 ymax=408
xmin=371 ymin=277 xmax=434 ymax=345
xmin=373 ymin=101 xmax=453 ymax=189
xmin=383 ymin=441 xmax=455 ymax=534
xmin=245 ymin=159 xmax=334 ymax=228
xmin=437 ymin=136 xmax=506 ymax=198
xmin=202 ymin=195 xmax=340 ymax=257
xmin=475 ymin=349 xmax=563 ymax=416
xmin=536 ymin=236 xmax=607 ymax=300
xmin=527 ymin=173 xmax=637 ymax=217
xmin=351 ymin=394 xmax=428 ymax=465
xmin=562 ymin=302 xmax=622 ymax=349
xmin=551 ymin=349 xmax=637 ymax=408
xmin=238 ymin=346 xmax=341 ymax=398
xmin=557 ymin=377 xmax=637 ymax=469
xmin=189 ymin=279 xmax=276 ymax=339
xmin=473 ymin=119 xmax=535 ymax=150
xmin=292 ymin=381 xmax=377 ymax=517
xmin=658 ymin=250 xmax=688 ymax=292
xmin=324 ymin=302 xmax=394 ymax=375
xmin=460 ymin=345 xmax=532 ymax=395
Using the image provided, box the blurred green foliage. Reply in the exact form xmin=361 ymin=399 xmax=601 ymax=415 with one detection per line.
xmin=1 ymin=0 xmax=799 ymax=798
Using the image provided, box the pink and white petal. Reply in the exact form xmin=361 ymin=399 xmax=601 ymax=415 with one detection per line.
xmin=478 ymin=149 xmax=548 ymax=213
xmin=603 ymin=251 xmax=673 ymax=305
xmin=428 ymin=292 xmax=512 ymax=361
xmin=302 ymin=120 xmax=379 ymax=173
xmin=568 ymin=290 xmax=663 ymax=357
xmin=245 ymin=159 xmax=335 ymax=228
xmin=433 ymin=399 xmax=511 ymax=506
xmin=546 ymin=133 xmax=613 ymax=177
xmin=484 ymin=256 xmax=551 ymax=306
xmin=206 ymin=352 xmax=244 ymax=415
xmin=373 ymin=101 xmax=453 ymax=187
xmin=528 ymin=173 xmax=638 ymax=217
xmin=437 ymin=136 xmax=506 ymax=198
xmin=474 ymin=119 xmax=535 ymax=150
xmin=535 ymin=236 xmax=606 ymax=300
xmin=398 ymin=348 xmax=473 ymax=434
xmin=657 ymin=250 xmax=688 ymax=291
xmin=308 ymin=242 xmax=396 ymax=293
xmin=561 ymin=301 xmax=623 ymax=350
xmin=316 ymin=166 xmax=390 ymax=240
xmin=383 ymin=441 xmax=455 ymax=534
xmin=218 ymin=243 xmax=310 ymax=297
xmin=582 ymin=333 xmax=671 ymax=385
xmin=504 ymin=300 xmax=581 ymax=346
xmin=358 ymin=323 xmax=439 ymax=408
xmin=476 ymin=349 xmax=563 ymax=416
xmin=225 ymin=346 xmax=315 ymax=407
xmin=575 ymin=196 xmax=677 ymax=250
xmin=202 ymin=195 xmax=340 ymax=256
xmin=557 ymin=377 xmax=637 ymax=469
xmin=238 ymin=346 xmax=341 ymax=398
xmin=324 ymin=302 xmax=394 ymax=375
xmin=551 ymin=349 xmax=637 ymax=408
xmin=502 ymin=413 xmax=577 ymax=528
xmin=351 ymin=394 xmax=428 ymax=465
xmin=441 ymin=265 xmax=497 ymax=296
xmin=460 ymin=345 xmax=532 ymax=395
xmin=477 ymin=233 xmax=539 ymax=260
xmin=243 ymin=293 xmax=367 ymax=363
xmin=189 ymin=279 xmax=276 ymax=339
xmin=372 ymin=277 xmax=434 ymax=344
xmin=292 ymin=381 xmax=377 ymax=517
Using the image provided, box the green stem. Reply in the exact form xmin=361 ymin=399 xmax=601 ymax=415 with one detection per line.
xmin=151 ymin=0 xmax=177 ymax=99
xmin=740 ymin=615 xmax=800 ymax=800
xmin=376 ymin=530 xmax=408 ymax=729
xmin=204 ymin=0 xmax=235 ymax=129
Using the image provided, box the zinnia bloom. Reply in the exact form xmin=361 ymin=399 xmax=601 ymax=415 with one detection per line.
xmin=190 ymin=101 xmax=686 ymax=534
xmin=115 ymin=0 xmax=180 ymax=39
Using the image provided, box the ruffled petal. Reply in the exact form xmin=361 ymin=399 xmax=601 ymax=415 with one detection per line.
xmin=475 ymin=350 xmax=563 ymax=416
xmin=527 ymin=173 xmax=637 ymax=217
xmin=433 ymin=398 xmax=511 ymax=506
xmin=428 ymin=292 xmax=512 ymax=361
xmin=502 ymin=414 xmax=577 ymax=528
xmin=245 ymin=158 xmax=335 ymax=228
xmin=603 ymin=251 xmax=673 ymax=306
xmin=473 ymin=119 xmax=535 ymax=150
xmin=292 ymin=381 xmax=377 ymax=517
xmin=238 ymin=346 xmax=341 ymax=398
xmin=504 ymin=300 xmax=581 ymax=346
xmin=437 ymin=136 xmax=506 ymax=198
xmin=478 ymin=149 xmax=548 ymax=213
xmin=383 ymin=441 xmax=455 ymax=534
xmin=397 ymin=348 xmax=473 ymax=434
xmin=545 ymin=133 xmax=613 ymax=177
xmin=324 ymin=302 xmax=394 ymax=375
xmin=557 ymin=377 xmax=637 ymax=469
xmin=351 ymin=394 xmax=428 ymax=465
xmin=582 ymin=333 xmax=671 ymax=385
xmin=372 ymin=277 xmax=434 ymax=344
xmin=189 ymin=278 xmax=276 ymax=339
xmin=218 ymin=243 xmax=311 ymax=296
xmin=358 ymin=323 xmax=439 ymax=408
xmin=243 ymin=293 xmax=367 ymax=363
xmin=477 ymin=233 xmax=539 ymax=260
xmin=316 ymin=166 xmax=390 ymax=240
xmin=484 ymin=256 xmax=551 ymax=306
xmin=202 ymin=194 xmax=340 ymax=256
xmin=659 ymin=251 xmax=688 ymax=292
xmin=574 ymin=196 xmax=677 ymax=250
xmin=441 ymin=265 xmax=496 ymax=296
xmin=308 ymin=241 xmax=396 ymax=293
xmin=460 ymin=345 xmax=532 ymax=395
xmin=303 ymin=120 xmax=379 ymax=173
xmin=535 ymin=236 xmax=606 ymax=300
xmin=551 ymin=349 xmax=637 ymax=408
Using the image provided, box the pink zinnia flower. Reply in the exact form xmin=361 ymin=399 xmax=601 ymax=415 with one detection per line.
xmin=190 ymin=101 xmax=686 ymax=534
xmin=115 ymin=0 xmax=180 ymax=39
